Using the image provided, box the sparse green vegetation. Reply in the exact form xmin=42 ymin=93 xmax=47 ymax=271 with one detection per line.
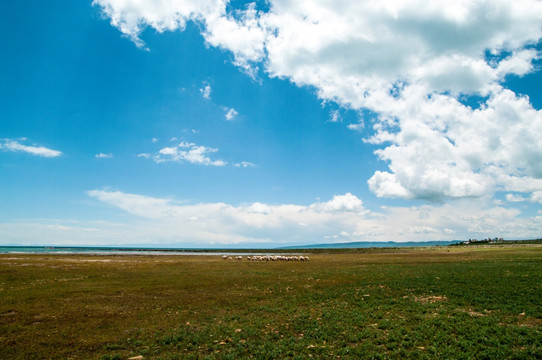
xmin=453 ymin=238 xmax=542 ymax=246
xmin=1 ymin=246 xmax=541 ymax=359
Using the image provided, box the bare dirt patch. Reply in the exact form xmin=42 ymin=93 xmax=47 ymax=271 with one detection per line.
xmin=414 ymin=295 xmax=448 ymax=303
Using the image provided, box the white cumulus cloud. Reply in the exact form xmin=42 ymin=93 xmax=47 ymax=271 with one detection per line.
xmin=94 ymin=0 xmax=542 ymax=202
xmin=142 ymin=139 xmax=255 ymax=167
xmin=200 ymin=82 xmax=211 ymax=99
xmin=311 ymin=193 xmax=365 ymax=212
xmin=223 ymin=106 xmax=239 ymax=121
xmin=154 ymin=141 xmax=227 ymax=166
xmin=367 ymin=87 xmax=542 ymax=201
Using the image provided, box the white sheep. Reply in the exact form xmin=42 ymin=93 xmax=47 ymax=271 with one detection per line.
xmin=240 ymin=254 xmax=310 ymax=262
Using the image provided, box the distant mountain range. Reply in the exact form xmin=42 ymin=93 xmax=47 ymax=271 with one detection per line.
xmin=279 ymin=240 xmax=462 ymax=249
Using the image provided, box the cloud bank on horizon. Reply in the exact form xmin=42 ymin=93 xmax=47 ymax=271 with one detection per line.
xmin=93 ymin=0 xmax=542 ymax=203
xmin=83 ymin=189 xmax=541 ymax=245
xmin=2 ymin=189 xmax=539 ymax=247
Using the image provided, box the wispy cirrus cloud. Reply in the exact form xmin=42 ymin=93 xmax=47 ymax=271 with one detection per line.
xmin=328 ymin=110 xmax=341 ymax=123
xmin=0 ymin=138 xmax=62 ymax=158
xmin=95 ymin=153 xmax=113 ymax=159
xmin=347 ymin=121 xmax=364 ymax=133
xmin=234 ymin=161 xmax=256 ymax=168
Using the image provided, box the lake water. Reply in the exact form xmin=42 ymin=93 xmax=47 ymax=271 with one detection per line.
xmin=0 ymin=246 xmax=283 ymax=256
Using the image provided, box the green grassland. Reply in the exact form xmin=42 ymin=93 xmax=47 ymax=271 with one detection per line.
xmin=1 ymin=246 xmax=541 ymax=359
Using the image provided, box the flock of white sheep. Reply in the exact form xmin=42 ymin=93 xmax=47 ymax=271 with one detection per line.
xmin=221 ymin=255 xmax=310 ymax=262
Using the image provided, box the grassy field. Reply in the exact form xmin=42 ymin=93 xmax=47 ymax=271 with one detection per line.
xmin=1 ymin=246 xmax=541 ymax=359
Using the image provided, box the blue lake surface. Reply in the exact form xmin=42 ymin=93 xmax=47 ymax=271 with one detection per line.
xmin=0 ymin=246 xmax=281 ymax=256
xmin=0 ymin=241 xmax=462 ymax=255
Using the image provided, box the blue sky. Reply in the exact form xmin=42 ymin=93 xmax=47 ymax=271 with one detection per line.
xmin=1 ymin=0 xmax=541 ymax=247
